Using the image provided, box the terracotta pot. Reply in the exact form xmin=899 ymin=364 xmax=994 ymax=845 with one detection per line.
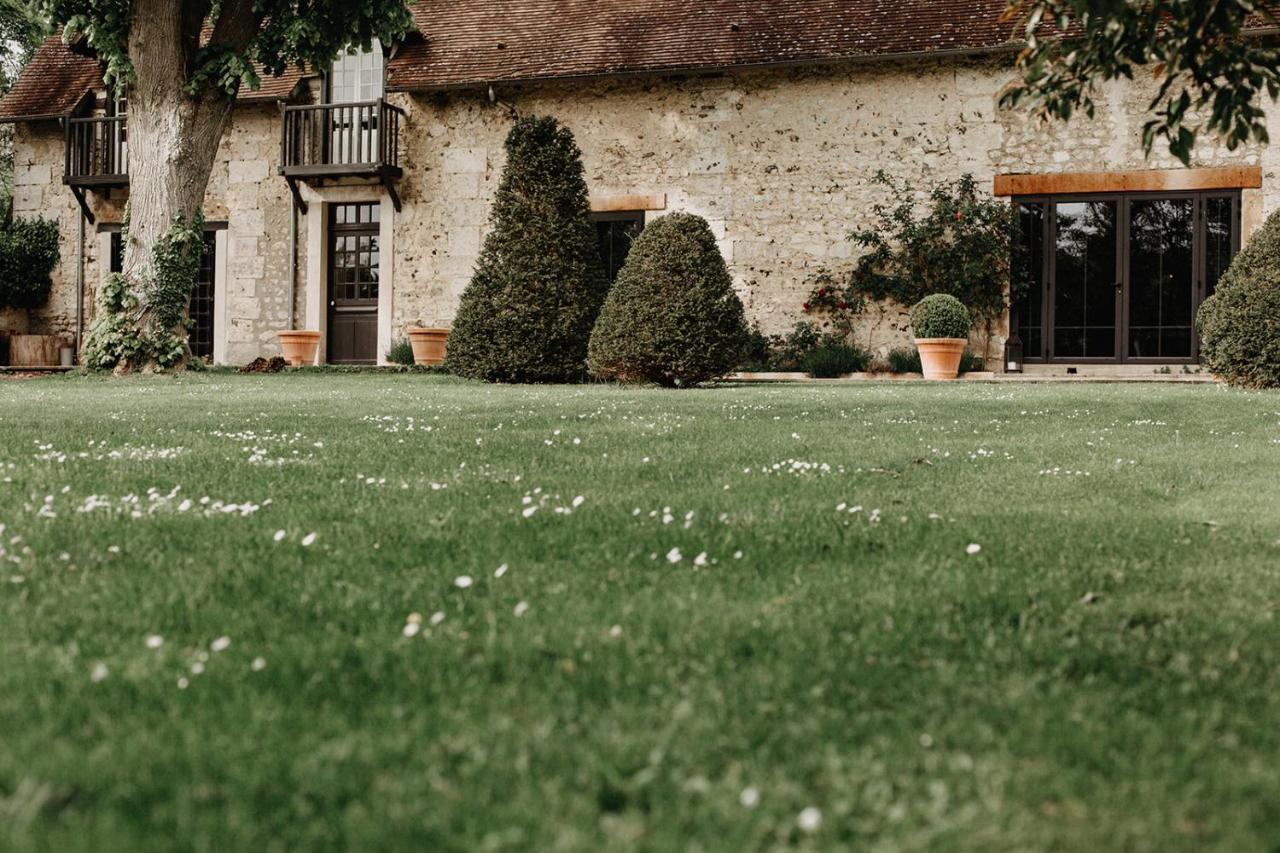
xmin=277 ymin=330 xmax=321 ymax=366
xmin=914 ymin=338 xmax=966 ymax=380
xmin=407 ymin=327 xmax=449 ymax=365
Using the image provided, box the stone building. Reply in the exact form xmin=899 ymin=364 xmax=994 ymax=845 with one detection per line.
xmin=0 ymin=1 xmax=1272 ymax=370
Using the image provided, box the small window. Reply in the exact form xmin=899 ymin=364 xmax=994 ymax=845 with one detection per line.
xmin=592 ymin=211 xmax=645 ymax=282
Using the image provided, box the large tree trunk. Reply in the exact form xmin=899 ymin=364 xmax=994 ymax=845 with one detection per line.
xmin=116 ymin=0 xmax=234 ymax=369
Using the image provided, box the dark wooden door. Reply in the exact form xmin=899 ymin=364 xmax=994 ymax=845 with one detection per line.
xmin=327 ymin=203 xmax=380 ymax=364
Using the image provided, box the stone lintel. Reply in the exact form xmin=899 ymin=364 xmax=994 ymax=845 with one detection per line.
xmin=590 ymin=193 xmax=667 ymax=212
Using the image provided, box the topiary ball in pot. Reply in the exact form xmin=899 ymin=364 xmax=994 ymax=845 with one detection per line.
xmin=1196 ymin=208 xmax=1280 ymax=389
xmin=909 ymin=293 xmax=971 ymax=380
xmin=588 ymin=212 xmax=749 ymax=386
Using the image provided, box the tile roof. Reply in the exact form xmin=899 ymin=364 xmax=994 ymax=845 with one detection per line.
xmin=0 ymin=37 xmax=102 ymax=121
xmin=385 ymin=0 xmax=1024 ymax=91
xmin=0 ymin=37 xmax=312 ymax=121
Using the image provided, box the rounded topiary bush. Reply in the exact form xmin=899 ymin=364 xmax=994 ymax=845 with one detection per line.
xmin=909 ymin=294 xmax=971 ymax=340
xmin=444 ymin=116 xmax=608 ymax=383
xmin=588 ymin=212 xmax=748 ymax=386
xmin=0 ymin=218 xmax=60 ymax=310
xmin=1197 ymin=209 xmax=1280 ymax=388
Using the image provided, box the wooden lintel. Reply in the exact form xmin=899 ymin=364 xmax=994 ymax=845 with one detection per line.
xmin=590 ymin=193 xmax=667 ymax=213
xmin=993 ymin=166 xmax=1262 ymax=197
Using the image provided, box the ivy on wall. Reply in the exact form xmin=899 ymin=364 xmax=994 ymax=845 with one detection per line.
xmin=82 ymin=209 xmax=205 ymax=371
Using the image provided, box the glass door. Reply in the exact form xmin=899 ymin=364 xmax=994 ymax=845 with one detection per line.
xmin=1014 ymin=191 xmax=1239 ymax=364
xmin=1125 ymin=196 xmax=1195 ymax=360
xmin=1052 ymin=200 xmax=1119 ymax=360
xmin=328 ymin=40 xmax=384 ymax=165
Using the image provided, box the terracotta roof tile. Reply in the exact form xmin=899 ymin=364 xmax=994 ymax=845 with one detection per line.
xmin=0 ymin=37 xmax=311 ymax=121
xmin=0 ymin=37 xmax=101 ymax=121
xmin=386 ymin=0 xmax=1023 ymax=91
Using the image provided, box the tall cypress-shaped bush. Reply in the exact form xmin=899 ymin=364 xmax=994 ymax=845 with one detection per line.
xmin=588 ymin=212 xmax=749 ymax=386
xmin=444 ymin=116 xmax=607 ymax=382
xmin=1197 ymin=208 xmax=1280 ymax=388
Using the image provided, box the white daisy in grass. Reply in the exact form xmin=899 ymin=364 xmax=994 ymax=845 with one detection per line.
xmin=739 ymin=787 xmax=760 ymax=808
xmin=966 ymin=543 xmax=982 ymax=555
xmin=797 ymin=806 xmax=823 ymax=833
xmin=513 ymin=601 xmax=530 ymax=617
xmin=90 ymin=662 xmax=109 ymax=682
xmin=251 ymin=657 xmax=266 ymax=671
xmin=429 ymin=611 xmax=446 ymax=626
xmin=454 ymin=575 xmax=473 ymax=589
xmin=301 ymin=532 xmax=317 ymax=547
xmin=494 ymin=563 xmax=509 ymax=578
xmin=211 ymin=636 xmax=231 ymax=653
xmin=145 ymin=635 xmax=164 ymax=650
xmin=666 ymin=547 xmax=683 ymax=564
xmin=273 ymin=530 xmax=286 ymax=542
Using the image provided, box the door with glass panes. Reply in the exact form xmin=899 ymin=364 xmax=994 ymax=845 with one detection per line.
xmin=327 ymin=203 xmax=380 ymax=364
xmin=327 ymin=41 xmax=383 ymax=166
xmin=1013 ymin=192 xmax=1239 ymax=363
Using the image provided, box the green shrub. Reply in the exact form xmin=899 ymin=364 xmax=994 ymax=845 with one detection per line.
xmin=803 ymin=345 xmax=867 ymax=377
xmin=886 ymin=346 xmax=922 ymax=374
xmin=846 ymin=172 xmax=1024 ymax=329
xmin=0 ymin=217 xmax=60 ymax=309
xmin=958 ymin=349 xmax=987 ymax=373
xmin=1197 ymin=208 xmax=1280 ymax=388
xmin=589 ymin=212 xmax=749 ymax=386
xmin=386 ymin=337 xmax=414 ymax=366
xmin=909 ymin=294 xmax=971 ymax=339
xmin=444 ymin=116 xmax=607 ymax=383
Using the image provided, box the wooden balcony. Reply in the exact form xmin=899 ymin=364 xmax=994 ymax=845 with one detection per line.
xmin=279 ymin=99 xmax=405 ymax=211
xmin=63 ymin=115 xmax=128 ymax=223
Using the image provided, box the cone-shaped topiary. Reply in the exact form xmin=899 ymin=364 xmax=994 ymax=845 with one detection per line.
xmin=1197 ymin=208 xmax=1280 ymax=388
xmin=588 ymin=212 xmax=749 ymax=386
xmin=444 ymin=116 xmax=608 ymax=382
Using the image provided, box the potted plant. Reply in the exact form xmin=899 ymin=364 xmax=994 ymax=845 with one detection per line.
xmin=277 ymin=330 xmax=321 ymax=366
xmin=407 ymin=325 xmax=449 ymax=365
xmin=909 ymin=294 xmax=971 ymax=380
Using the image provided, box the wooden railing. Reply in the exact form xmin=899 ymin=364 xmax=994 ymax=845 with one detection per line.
xmin=280 ymin=99 xmax=404 ymax=176
xmin=64 ymin=115 xmax=128 ymax=185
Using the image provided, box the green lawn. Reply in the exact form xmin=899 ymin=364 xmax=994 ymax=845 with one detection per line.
xmin=2 ymin=375 xmax=1279 ymax=851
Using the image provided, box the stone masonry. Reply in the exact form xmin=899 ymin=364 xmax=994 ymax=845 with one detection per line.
xmin=8 ymin=54 xmax=1278 ymax=364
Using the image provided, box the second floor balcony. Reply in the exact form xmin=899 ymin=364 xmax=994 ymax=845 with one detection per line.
xmin=64 ymin=115 xmax=128 ymax=188
xmin=279 ymin=100 xmax=404 ymax=210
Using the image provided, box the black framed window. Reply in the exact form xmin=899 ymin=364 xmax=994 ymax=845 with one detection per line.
xmin=592 ymin=211 xmax=645 ymax=282
xmin=106 ymin=226 xmax=219 ymax=360
xmin=1012 ymin=191 xmax=1240 ymax=363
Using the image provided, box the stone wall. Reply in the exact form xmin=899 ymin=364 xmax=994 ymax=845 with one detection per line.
xmin=8 ymin=53 xmax=1279 ymax=365
xmin=389 ymin=56 xmax=1274 ymax=361
xmin=8 ymin=103 xmax=304 ymax=363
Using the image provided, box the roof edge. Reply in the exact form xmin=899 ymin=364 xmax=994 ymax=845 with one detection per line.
xmin=386 ymin=42 xmax=1023 ymax=94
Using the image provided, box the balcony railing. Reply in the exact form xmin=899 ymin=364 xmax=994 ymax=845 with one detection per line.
xmin=64 ymin=115 xmax=129 ymax=187
xmin=280 ymin=99 xmax=404 ymax=179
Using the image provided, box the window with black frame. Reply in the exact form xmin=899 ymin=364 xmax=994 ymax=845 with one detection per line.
xmin=1011 ymin=191 xmax=1239 ymax=363
xmin=592 ymin=211 xmax=645 ymax=282
xmin=106 ymin=228 xmax=218 ymax=360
